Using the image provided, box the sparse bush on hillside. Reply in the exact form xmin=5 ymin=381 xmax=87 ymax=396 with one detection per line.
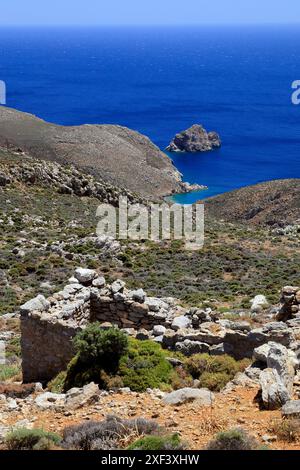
xmin=206 ymin=428 xmax=260 ymax=451
xmin=62 ymin=415 xmax=160 ymax=450
xmin=198 ymin=371 xmax=231 ymax=392
xmin=5 ymin=428 xmax=61 ymax=450
xmin=270 ymin=418 xmax=300 ymax=443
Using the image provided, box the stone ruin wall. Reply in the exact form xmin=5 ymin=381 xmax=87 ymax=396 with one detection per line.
xmin=21 ymin=312 xmax=79 ymax=384
xmin=20 ymin=272 xmax=176 ymax=383
xmin=20 ymin=269 xmax=300 ymax=384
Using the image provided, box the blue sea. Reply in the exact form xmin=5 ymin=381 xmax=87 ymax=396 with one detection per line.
xmin=0 ymin=25 xmax=299 ymax=202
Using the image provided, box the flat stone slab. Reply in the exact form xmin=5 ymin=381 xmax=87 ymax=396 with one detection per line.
xmin=162 ymin=387 xmax=214 ymax=406
xmin=281 ymin=400 xmax=300 ymax=418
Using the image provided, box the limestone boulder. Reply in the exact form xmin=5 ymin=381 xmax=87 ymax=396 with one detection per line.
xmin=163 ymin=387 xmax=214 ymax=406
xmin=20 ymin=295 xmax=50 ymax=315
xmin=74 ymin=268 xmax=96 ymax=284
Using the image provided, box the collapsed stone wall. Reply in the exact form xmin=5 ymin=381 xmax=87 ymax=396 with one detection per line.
xmin=21 ymin=312 xmax=79 ymax=383
xmin=277 ymin=286 xmax=300 ymax=322
xmin=20 ymin=268 xmax=179 ymax=383
xmin=20 ymin=268 xmax=300 ymax=384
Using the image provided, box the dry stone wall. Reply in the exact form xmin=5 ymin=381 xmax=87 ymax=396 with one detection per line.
xmin=20 ymin=270 xmax=300 ymax=384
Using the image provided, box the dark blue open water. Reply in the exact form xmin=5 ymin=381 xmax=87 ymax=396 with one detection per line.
xmin=0 ymin=25 xmax=299 ymax=202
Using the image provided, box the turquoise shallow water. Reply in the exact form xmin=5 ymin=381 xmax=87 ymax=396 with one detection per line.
xmin=0 ymin=25 xmax=299 ymax=202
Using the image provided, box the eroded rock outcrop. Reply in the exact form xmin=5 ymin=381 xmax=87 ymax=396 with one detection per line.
xmin=166 ymin=124 xmax=221 ymax=153
xmin=256 ymin=342 xmax=296 ymax=409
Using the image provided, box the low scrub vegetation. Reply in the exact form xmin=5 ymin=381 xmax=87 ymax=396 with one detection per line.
xmin=127 ymin=433 xmax=185 ymax=450
xmin=118 ymin=338 xmax=173 ymax=392
xmin=184 ymin=354 xmax=250 ymax=391
xmin=206 ymin=428 xmax=260 ymax=451
xmin=0 ymin=364 xmax=21 ymax=382
xmin=63 ymin=325 xmax=128 ymax=391
xmin=52 ymin=327 xmax=175 ymax=393
xmin=270 ymin=418 xmax=300 ymax=443
xmin=62 ymin=415 xmax=160 ymax=450
xmin=49 ymin=327 xmax=250 ymax=393
xmin=5 ymin=428 xmax=61 ymax=450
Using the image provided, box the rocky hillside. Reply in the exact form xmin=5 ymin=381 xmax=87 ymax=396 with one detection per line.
xmin=0 ymin=143 xmax=300 ymax=452
xmin=205 ymin=179 xmax=300 ymax=228
xmin=0 ymin=106 xmax=183 ymax=199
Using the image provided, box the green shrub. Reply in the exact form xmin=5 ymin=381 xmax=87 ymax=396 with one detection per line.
xmin=48 ymin=371 xmax=67 ymax=393
xmin=63 ymin=326 xmax=129 ymax=390
xmin=5 ymin=428 xmax=61 ymax=450
xmin=63 ymin=355 xmax=101 ymax=391
xmin=33 ymin=437 xmax=58 ymax=451
xmin=170 ymin=367 xmax=194 ymax=390
xmin=0 ymin=364 xmax=20 ymax=381
xmin=127 ymin=434 xmax=184 ymax=450
xmin=185 ymin=354 xmax=250 ymax=391
xmin=118 ymin=338 xmax=172 ymax=392
xmin=73 ymin=324 xmax=128 ymax=372
xmin=199 ymin=371 xmax=231 ymax=392
xmin=206 ymin=428 xmax=259 ymax=451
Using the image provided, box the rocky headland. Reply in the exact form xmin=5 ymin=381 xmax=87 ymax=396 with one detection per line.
xmin=0 ymin=106 xmax=186 ymax=199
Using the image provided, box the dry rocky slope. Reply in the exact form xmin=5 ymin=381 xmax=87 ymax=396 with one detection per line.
xmin=0 ymin=106 xmax=184 ymax=199
xmin=205 ymin=179 xmax=300 ymax=228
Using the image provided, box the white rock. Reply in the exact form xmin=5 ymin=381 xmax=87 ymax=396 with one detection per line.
xmin=74 ymin=268 xmax=97 ymax=284
xmin=145 ymin=298 xmax=162 ymax=312
xmin=267 ymin=342 xmax=295 ymax=393
xmin=259 ymin=368 xmax=290 ymax=410
xmin=65 ymin=382 xmax=100 ymax=409
xmin=20 ymin=295 xmax=50 ymax=314
xmin=34 ymin=382 xmax=44 ymax=392
xmin=163 ymin=388 xmax=214 ymax=406
xmin=35 ymin=392 xmax=66 ymax=410
xmin=92 ymin=276 xmax=106 ymax=288
xmin=40 ymin=281 xmax=54 ymax=289
xmin=251 ymin=295 xmax=269 ymax=313
xmin=153 ymin=325 xmax=166 ymax=336
xmin=253 ymin=343 xmax=271 ymax=363
xmin=130 ymin=289 xmax=146 ymax=303
xmin=111 ymin=279 xmax=125 ymax=294
xmin=6 ymin=398 xmax=19 ymax=411
xmin=171 ymin=315 xmax=191 ymax=331
xmin=282 ymin=400 xmax=300 ymax=418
